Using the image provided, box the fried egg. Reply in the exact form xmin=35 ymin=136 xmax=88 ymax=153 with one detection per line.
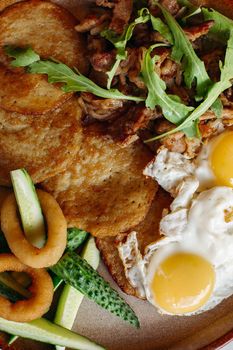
xmin=117 ymin=131 xmax=233 ymax=315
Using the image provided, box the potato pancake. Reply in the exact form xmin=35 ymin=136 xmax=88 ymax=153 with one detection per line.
xmin=0 ymin=98 xmax=83 ymax=185
xmin=42 ymin=130 xmax=157 ymax=237
xmin=96 ymin=188 xmax=172 ymax=297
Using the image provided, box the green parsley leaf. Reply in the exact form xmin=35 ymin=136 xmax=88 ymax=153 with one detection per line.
xmin=101 ymin=8 xmax=150 ymax=89
xmin=4 ymin=46 xmax=40 ymax=67
xmin=145 ymin=30 xmax=233 ymax=142
xmin=141 ymin=44 xmax=193 ymax=124
xmin=5 ymin=47 xmax=144 ymax=102
xmin=157 ymin=2 xmax=212 ymax=99
xmin=202 ymin=7 xmax=233 ymax=43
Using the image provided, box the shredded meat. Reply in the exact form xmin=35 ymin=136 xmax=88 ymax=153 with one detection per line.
xmin=96 ymin=0 xmax=114 ymax=8
xmin=79 ymin=92 xmax=129 ymax=121
xmin=75 ymin=13 xmax=110 ymax=34
xmin=159 ymin=0 xmax=180 ymax=16
xmin=162 ymin=132 xmax=186 ymax=153
xmin=183 ymin=20 xmax=214 ymax=42
xmin=90 ymin=51 xmax=116 ymax=72
xmin=109 ymin=0 xmax=133 ymax=34
xmin=202 ymin=49 xmax=224 ymax=81
xmin=106 ymin=105 xmax=160 ymax=145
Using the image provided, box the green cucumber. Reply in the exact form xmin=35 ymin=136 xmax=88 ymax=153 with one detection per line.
xmin=10 ymin=169 xmax=46 ymax=248
xmin=0 ymin=272 xmax=31 ymax=299
xmin=0 ymin=317 xmax=104 ymax=350
xmin=0 ymin=280 xmax=25 ymax=302
xmin=51 ymin=251 xmax=139 ymax=328
xmin=66 ymin=228 xmax=89 ymax=251
xmin=55 ymin=237 xmax=100 ymax=350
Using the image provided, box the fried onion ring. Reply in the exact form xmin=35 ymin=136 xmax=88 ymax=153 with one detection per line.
xmin=0 ymin=254 xmax=53 ymax=322
xmin=1 ymin=189 xmax=67 ymax=268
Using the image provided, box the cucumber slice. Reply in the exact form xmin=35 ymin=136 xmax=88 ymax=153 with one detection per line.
xmin=66 ymin=228 xmax=89 ymax=251
xmin=55 ymin=237 xmax=100 ymax=350
xmin=0 ymin=317 xmax=104 ymax=350
xmin=10 ymin=169 xmax=46 ymax=248
xmin=0 ymin=272 xmax=31 ymax=299
xmin=51 ymin=251 xmax=139 ymax=328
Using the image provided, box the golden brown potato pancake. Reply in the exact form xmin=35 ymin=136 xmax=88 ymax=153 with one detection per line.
xmin=0 ymin=0 xmax=87 ymax=70
xmin=0 ymin=65 xmax=72 ymax=115
xmin=0 ymin=0 xmax=88 ymax=115
xmin=42 ymin=129 xmax=157 ymax=237
xmin=96 ymin=188 xmax=172 ymax=298
xmin=0 ymin=98 xmax=83 ymax=185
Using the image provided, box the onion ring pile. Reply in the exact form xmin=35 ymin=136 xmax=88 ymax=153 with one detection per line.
xmin=1 ymin=189 xmax=67 ymax=268
xmin=0 ymin=254 xmax=53 ymax=322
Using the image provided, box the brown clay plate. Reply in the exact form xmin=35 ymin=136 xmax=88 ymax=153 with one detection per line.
xmin=2 ymin=0 xmax=233 ymax=349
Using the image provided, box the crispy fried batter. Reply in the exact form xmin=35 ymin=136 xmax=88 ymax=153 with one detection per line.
xmin=0 ymin=0 xmax=88 ymax=71
xmin=42 ymin=127 xmax=157 ymax=237
xmin=0 ymin=65 xmax=72 ymax=115
xmin=96 ymin=188 xmax=172 ymax=297
xmin=0 ymin=98 xmax=83 ymax=185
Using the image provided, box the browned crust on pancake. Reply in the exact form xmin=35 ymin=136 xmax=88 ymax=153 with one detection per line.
xmin=42 ymin=129 xmax=157 ymax=237
xmin=0 ymin=0 xmax=88 ymax=71
xmin=0 ymin=98 xmax=83 ymax=185
xmin=96 ymin=188 xmax=172 ymax=297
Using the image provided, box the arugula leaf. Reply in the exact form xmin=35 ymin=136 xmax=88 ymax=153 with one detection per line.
xmin=178 ymin=0 xmax=201 ymax=22
xmin=150 ymin=16 xmax=173 ymax=43
xmin=4 ymin=46 xmax=39 ymax=67
xmin=101 ymin=8 xmax=150 ymax=89
xmin=211 ymin=98 xmax=223 ymax=118
xmin=5 ymin=47 xmax=144 ymax=102
xmin=156 ymin=2 xmax=212 ymax=98
xmin=141 ymin=44 xmax=193 ymax=124
xmin=145 ymin=30 xmax=233 ymax=142
xmin=202 ymin=7 xmax=233 ymax=43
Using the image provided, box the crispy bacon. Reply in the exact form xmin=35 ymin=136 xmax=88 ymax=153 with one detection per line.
xmin=183 ymin=20 xmax=214 ymax=42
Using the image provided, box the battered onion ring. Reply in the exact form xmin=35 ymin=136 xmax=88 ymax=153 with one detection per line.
xmin=1 ymin=189 xmax=67 ymax=268
xmin=0 ymin=254 xmax=53 ymax=322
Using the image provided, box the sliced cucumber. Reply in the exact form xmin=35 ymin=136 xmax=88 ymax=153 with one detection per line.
xmin=0 ymin=272 xmax=31 ymax=299
xmin=0 ymin=279 xmax=24 ymax=302
xmin=55 ymin=237 xmax=100 ymax=350
xmin=51 ymin=251 xmax=139 ymax=328
xmin=10 ymin=169 xmax=46 ymax=248
xmin=66 ymin=228 xmax=89 ymax=251
xmin=0 ymin=317 xmax=104 ymax=350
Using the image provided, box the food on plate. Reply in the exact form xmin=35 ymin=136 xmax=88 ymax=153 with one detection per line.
xmin=0 ymin=0 xmax=88 ymax=71
xmin=0 ymin=98 xmax=83 ymax=185
xmin=96 ymin=188 xmax=172 ymax=298
xmin=1 ymin=0 xmax=233 ymax=348
xmin=51 ymin=250 xmax=139 ymax=327
xmin=1 ymin=189 xmax=67 ymax=268
xmin=42 ymin=128 xmax=157 ymax=237
xmin=115 ymin=129 xmax=233 ymax=316
xmin=0 ymin=254 xmax=53 ymax=322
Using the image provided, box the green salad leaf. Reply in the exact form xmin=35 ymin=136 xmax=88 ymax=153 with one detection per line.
xmin=145 ymin=29 xmax=233 ymax=142
xmin=141 ymin=44 xmax=193 ymax=124
xmin=150 ymin=16 xmax=173 ymax=43
xmin=101 ymin=8 xmax=150 ymax=89
xmin=156 ymin=2 xmax=212 ymax=98
xmin=211 ymin=97 xmax=223 ymax=118
xmin=202 ymin=7 xmax=233 ymax=43
xmin=5 ymin=47 xmax=144 ymax=102
xmin=178 ymin=0 xmax=201 ymax=22
xmin=5 ymin=46 xmax=40 ymax=67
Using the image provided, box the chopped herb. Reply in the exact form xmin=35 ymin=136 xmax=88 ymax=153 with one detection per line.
xmin=202 ymin=7 xmax=233 ymax=43
xmin=156 ymin=2 xmax=212 ymax=99
xmin=5 ymin=47 xmax=144 ymax=102
xmin=145 ymin=30 xmax=233 ymax=142
xmin=101 ymin=8 xmax=150 ymax=89
xmin=5 ymin=46 xmax=40 ymax=67
xmin=141 ymin=44 xmax=193 ymax=124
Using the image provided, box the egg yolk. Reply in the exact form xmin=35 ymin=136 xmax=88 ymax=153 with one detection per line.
xmin=151 ymin=252 xmax=215 ymax=314
xmin=211 ymin=131 xmax=233 ymax=187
